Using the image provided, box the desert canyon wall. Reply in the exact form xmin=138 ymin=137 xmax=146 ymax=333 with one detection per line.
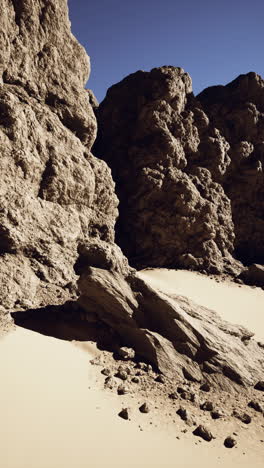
xmin=94 ymin=68 xmax=264 ymax=276
xmin=0 ymin=0 xmax=263 ymax=391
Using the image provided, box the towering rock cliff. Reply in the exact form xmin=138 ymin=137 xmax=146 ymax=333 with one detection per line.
xmin=0 ymin=0 xmax=128 ymax=309
xmin=1 ymin=0 xmax=263 ymax=391
xmin=198 ymin=73 xmax=264 ymax=266
xmin=94 ymin=67 xmax=264 ymax=274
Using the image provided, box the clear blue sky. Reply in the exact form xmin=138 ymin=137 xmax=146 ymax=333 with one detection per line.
xmin=68 ymin=0 xmax=264 ymax=103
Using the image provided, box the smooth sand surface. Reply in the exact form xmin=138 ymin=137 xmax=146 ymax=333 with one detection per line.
xmin=138 ymin=269 xmax=264 ymax=342
xmin=1 ymin=270 xmax=264 ymax=468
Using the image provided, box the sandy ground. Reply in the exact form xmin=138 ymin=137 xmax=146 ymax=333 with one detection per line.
xmin=138 ymin=269 xmax=264 ymax=342
xmin=1 ymin=269 xmax=264 ymax=468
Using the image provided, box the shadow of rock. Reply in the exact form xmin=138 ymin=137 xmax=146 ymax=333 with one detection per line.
xmin=11 ymin=301 xmax=118 ymax=352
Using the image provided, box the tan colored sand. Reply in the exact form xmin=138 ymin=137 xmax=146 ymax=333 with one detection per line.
xmin=138 ymin=269 xmax=264 ymax=342
xmin=1 ymin=270 xmax=264 ymax=468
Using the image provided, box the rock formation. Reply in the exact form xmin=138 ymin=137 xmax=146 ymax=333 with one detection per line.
xmin=0 ymin=0 xmax=128 ymax=309
xmin=77 ymin=266 xmax=264 ymax=391
xmin=198 ymin=73 xmax=264 ymax=266
xmin=93 ymin=67 xmax=264 ymax=274
xmin=1 ymin=0 xmax=263 ymax=392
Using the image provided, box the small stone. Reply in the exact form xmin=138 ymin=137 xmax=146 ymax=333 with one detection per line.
xmin=118 ymin=364 xmax=131 ymax=375
xmin=177 ymin=386 xmax=185 ymax=394
xmin=117 ymin=384 xmax=130 ymax=395
xmin=176 ymin=407 xmax=188 ymax=421
xmin=200 ymin=401 xmax=214 ymax=411
xmin=233 ymin=410 xmax=251 ymax=424
xmin=118 ymin=408 xmax=129 ymax=420
xmin=211 ymin=409 xmax=224 ymax=419
xmin=200 ymin=383 xmax=211 ymax=392
xmin=168 ymin=392 xmax=178 ymax=400
xmin=132 ymin=376 xmax=140 ymax=384
xmin=115 ymin=370 xmax=128 ymax=381
xmin=101 ymin=368 xmax=111 ymax=376
xmin=248 ymin=400 xmax=263 ymax=413
xmin=193 ymin=425 xmax=213 ymax=442
xmin=118 ymin=347 xmax=135 ymax=360
xmin=224 ymin=436 xmax=237 ymax=448
xmin=139 ymin=403 xmax=150 ymax=413
xmin=104 ymin=377 xmax=117 ymax=389
xmin=136 ymin=362 xmax=149 ymax=371
xmin=155 ymin=374 xmax=165 ymax=383
xmin=254 ymin=381 xmax=264 ymax=391
xmin=181 ymin=391 xmax=195 ymax=402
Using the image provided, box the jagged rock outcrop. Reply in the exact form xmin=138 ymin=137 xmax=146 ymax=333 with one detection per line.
xmin=77 ymin=267 xmax=264 ymax=390
xmin=198 ymin=72 xmax=264 ymax=265
xmin=93 ymin=67 xmax=264 ymax=274
xmin=0 ymin=0 xmax=129 ymax=309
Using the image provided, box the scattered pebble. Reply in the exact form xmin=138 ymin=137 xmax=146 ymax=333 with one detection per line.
xmin=193 ymin=425 xmax=213 ymax=442
xmin=155 ymin=374 xmax=165 ymax=383
xmin=139 ymin=403 xmax=150 ymax=413
xmin=200 ymin=383 xmax=211 ymax=392
xmin=180 ymin=391 xmax=195 ymax=402
xmin=200 ymin=401 xmax=214 ymax=411
xmin=248 ymin=400 xmax=263 ymax=413
xmin=117 ymin=384 xmax=130 ymax=395
xmin=101 ymin=368 xmax=111 ymax=376
xmin=115 ymin=370 xmax=128 ymax=381
xmin=233 ymin=410 xmax=252 ymax=424
xmin=131 ymin=376 xmax=140 ymax=384
xmin=211 ymin=409 xmax=224 ymax=419
xmin=118 ymin=408 xmax=129 ymax=420
xmin=118 ymin=347 xmax=135 ymax=360
xmin=224 ymin=436 xmax=237 ymax=448
xmin=254 ymin=381 xmax=264 ymax=391
xmin=104 ymin=377 xmax=116 ymax=389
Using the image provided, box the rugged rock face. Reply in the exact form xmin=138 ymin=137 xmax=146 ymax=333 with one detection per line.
xmin=0 ymin=0 xmax=128 ymax=309
xmin=94 ymin=67 xmax=264 ymax=274
xmin=198 ymin=72 xmax=264 ymax=265
xmin=78 ymin=267 xmax=264 ymax=390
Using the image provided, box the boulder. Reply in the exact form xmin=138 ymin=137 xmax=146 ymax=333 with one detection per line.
xmin=0 ymin=0 xmax=127 ymax=310
xmin=77 ymin=267 xmax=264 ymax=390
xmin=238 ymin=264 xmax=264 ymax=288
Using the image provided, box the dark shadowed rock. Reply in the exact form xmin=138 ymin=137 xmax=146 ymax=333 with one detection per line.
xmin=224 ymin=436 xmax=237 ymax=448
xmin=93 ymin=67 xmax=247 ymax=275
xmin=198 ymin=73 xmax=264 ymax=267
xmin=254 ymin=381 xmax=264 ymax=391
xmin=248 ymin=400 xmax=263 ymax=413
xmin=193 ymin=425 xmax=213 ymax=441
xmin=239 ymin=264 xmax=264 ymax=287
xmin=200 ymin=382 xmax=211 ymax=392
xmin=139 ymin=403 xmax=150 ymax=413
xmin=118 ymin=408 xmax=129 ymax=420
xmin=200 ymin=401 xmax=214 ymax=411
xmin=94 ymin=68 xmax=264 ymax=275
xmin=233 ymin=410 xmax=251 ymax=424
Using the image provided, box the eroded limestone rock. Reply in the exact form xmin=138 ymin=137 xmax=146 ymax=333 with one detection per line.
xmin=94 ymin=67 xmax=264 ymax=275
xmin=0 ymin=0 xmax=127 ymax=309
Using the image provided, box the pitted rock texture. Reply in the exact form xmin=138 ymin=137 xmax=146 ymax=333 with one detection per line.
xmin=198 ymin=72 xmax=264 ymax=265
xmin=77 ymin=267 xmax=264 ymax=391
xmin=0 ymin=0 xmax=128 ymax=309
xmin=94 ymin=67 xmax=263 ymax=274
